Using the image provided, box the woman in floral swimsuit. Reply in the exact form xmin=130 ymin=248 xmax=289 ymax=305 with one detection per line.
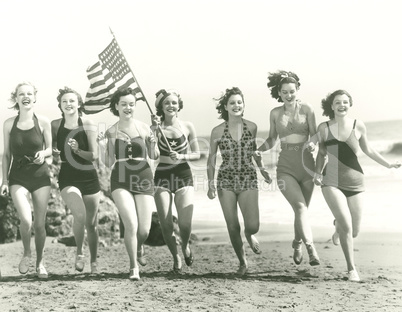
xmin=207 ymin=87 xmax=271 ymax=275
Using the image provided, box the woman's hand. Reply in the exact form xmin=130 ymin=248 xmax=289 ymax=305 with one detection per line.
xmin=388 ymin=161 xmax=401 ymax=169
xmin=151 ymin=115 xmax=161 ymax=128
xmin=0 ymin=183 xmax=9 ymax=196
xmin=97 ymin=132 xmax=107 ymax=149
xmin=313 ymin=173 xmax=323 ymax=186
xmin=253 ymin=150 xmax=262 ymax=158
xmin=33 ymin=151 xmax=45 ymax=164
xmin=169 ymin=151 xmax=181 ymax=161
xmin=260 ymin=168 xmax=272 ymax=184
xmin=148 ymin=132 xmax=157 ymax=144
xmin=305 ymin=142 xmax=316 ymax=152
xmin=207 ymin=184 xmax=216 ymax=200
xmin=68 ymin=138 xmax=79 ymax=153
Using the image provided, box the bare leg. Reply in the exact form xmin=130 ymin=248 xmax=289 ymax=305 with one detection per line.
xmin=174 ymin=186 xmax=194 ymax=260
xmin=83 ymin=192 xmax=100 ymax=264
xmin=61 ymin=187 xmax=86 ymax=258
xmin=154 ymin=187 xmax=181 ymax=269
xmin=279 ymin=175 xmax=313 ymax=244
xmin=218 ymin=190 xmax=247 ymax=268
xmin=347 ymin=194 xmax=364 ymax=239
xmin=133 ymin=194 xmax=153 ymax=259
xmin=31 ymin=186 xmax=51 ymax=268
xmin=112 ymin=189 xmax=138 ymax=270
xmin=322 ymin=187 xmax=363 ymax=272
xmin=237 ymin=189 xmax=260 ymax=253
xmin=10 ymin=186 xmax=33 ymax=260
xmin=298 ymin=179 xmax=315 ymax=240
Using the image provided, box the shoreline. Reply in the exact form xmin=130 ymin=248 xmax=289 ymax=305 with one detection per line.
xmin=1 ymin=221 xmax=401 ymax=312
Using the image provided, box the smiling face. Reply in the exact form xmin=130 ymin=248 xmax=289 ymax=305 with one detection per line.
xmin=278 ymin=83 xmax=297 ymax=105
xmin=16 ymin=84 xmax=36 ymax=110
xmin=116 ymin=94 xmax=136 ymax=118
xmin=225 ymin=94 xmax=244 ymax=117
xmin=332 ymin=94 xmax=351 ymax=117
xmin=162 ymin=94 xmax=180 ymax=118
xmin=60 ymin=93 xmax=80 ymax=115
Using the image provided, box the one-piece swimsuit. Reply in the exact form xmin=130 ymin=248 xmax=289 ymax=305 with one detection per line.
xmin=217 ymin=120 xmax=258 ymax=193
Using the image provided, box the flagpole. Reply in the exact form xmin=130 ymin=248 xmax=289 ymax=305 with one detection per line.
xmin=109 ymin=27 xmax=172 ymax=153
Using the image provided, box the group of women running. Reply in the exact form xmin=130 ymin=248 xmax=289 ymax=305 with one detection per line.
xmin=1 ymin=70 xmax=400 ymax=282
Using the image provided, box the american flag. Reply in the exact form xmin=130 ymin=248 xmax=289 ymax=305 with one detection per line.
xmin=83 ymin=39 xmax=144 ymax=114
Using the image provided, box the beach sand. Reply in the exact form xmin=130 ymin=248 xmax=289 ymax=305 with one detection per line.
xmin=0 ymin=220 xmax=401 ymax=311
xmin=1 ymin=160 xmax=401 ymax=311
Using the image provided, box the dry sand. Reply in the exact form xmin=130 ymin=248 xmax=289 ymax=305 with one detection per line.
xmin=1 ymin=165 xmax=402 ymax=311
xmin=1 ymin=222 xmax=401 ymax=312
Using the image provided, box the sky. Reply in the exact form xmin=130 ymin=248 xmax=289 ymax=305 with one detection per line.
xmin=1 ymin=0 xmax=401 ymax=140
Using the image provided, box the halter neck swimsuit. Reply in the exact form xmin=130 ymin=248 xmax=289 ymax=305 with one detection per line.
xmin=56 ymin=117 xmax=100 ymax=195
xmin=276 ymin=101 xmax=309 ymax=138
xmin=275 ymin=102 xmax=315 ymax=183
xmin=217 ymin=120 xmax=258 ymax=193
xmin=8 ymin=114 xmax=50 ymax=192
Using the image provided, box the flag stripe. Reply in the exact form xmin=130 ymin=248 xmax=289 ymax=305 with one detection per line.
xmin=83 ymin=38 xmax=144 ymax=114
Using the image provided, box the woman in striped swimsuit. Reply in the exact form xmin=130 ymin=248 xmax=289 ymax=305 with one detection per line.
xmin=152 ymin=89 xmax=200 ymax=272
xmin=207 ymin=87 xmax=271 ymax=275
xmin=314 ymin=89 xmax=401 ymax=282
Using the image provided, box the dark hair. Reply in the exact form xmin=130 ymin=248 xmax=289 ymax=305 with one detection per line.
xmin=57 ymin=87 xmax=84 ymax=117
xmin=321 ymin=89 xmax=353 ymax=120
xmin=267 ymin=70 xmax=301 ymax=102
xmin=9 ymin=82 xmax=38 ymax=111
xmin=214 ymin=87 xmax=244 ymax=121
xmin=110 ymin=88 xmax=137 ymax=116
xmin=155 ymin=89 xmax=183 ymax=122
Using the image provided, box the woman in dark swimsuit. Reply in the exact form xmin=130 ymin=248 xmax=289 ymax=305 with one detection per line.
xmin=97 ymin=88 xmax=159 ymax=280
xmin=207 ymin=87 xmax=271 ymax=275
xmin=314 ymin=89 xmax=400 ymax=282
xmin=1 ymin=82 xmax=52 ymax=278
xmin=51 ymin=87 xmax=100 ymax=274
xmin=152 ymin=89 xmax=200 ymax=272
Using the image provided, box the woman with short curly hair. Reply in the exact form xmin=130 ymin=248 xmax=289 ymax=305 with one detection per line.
xmin=314 ymin=89 xmax=400 ymax=281
xmin=51 ymin=87 xmax=101 ymax=274
xmin=207 ymin=87 xmax=271 ymax=275
xmin=97 ymin=87 xmax=159 ymax=280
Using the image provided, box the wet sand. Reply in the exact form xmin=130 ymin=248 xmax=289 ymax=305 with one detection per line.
xmin=1 ymin=221 xmax=401 ymax=312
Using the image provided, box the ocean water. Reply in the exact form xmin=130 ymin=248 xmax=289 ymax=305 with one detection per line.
xmin=191 ymin=119 xmax=402 ymax=233
xmin=0 ymin=120 xmax=401 ymax=233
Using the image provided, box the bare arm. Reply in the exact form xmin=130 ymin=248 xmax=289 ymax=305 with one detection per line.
xmin=35 ymin=115 xmax=53 ymax=164
xmin=313 ymin=123 xmax=328 ymax=185
xmin=307 ymin=105 xmax=318 ymax=142
xmin=257 ymin=109 xmax=278 ymax=152
xmin=145 ymin=125 xmax=159 ymax=160
xmin=358 ymin=120 xmax=401 ymax=168
xmin=98 ymin=127 xmax=116 ymax=168
xmin=71 ymin=119 xmax=98 ymax=162
xmin=306 ymin=104 xmax=318 ymax=150
xmin=207 ymin=126 xmax=221 ymax=199
xmin=1 ymin=119 xmax=13 ymax=194
xmin=181 ymin=121 xmax=201 ymax=161
xmin=51 ymin=119 xmax=61 ymax=151
xmin=249 ymin=121 xmax=272 ymax=184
